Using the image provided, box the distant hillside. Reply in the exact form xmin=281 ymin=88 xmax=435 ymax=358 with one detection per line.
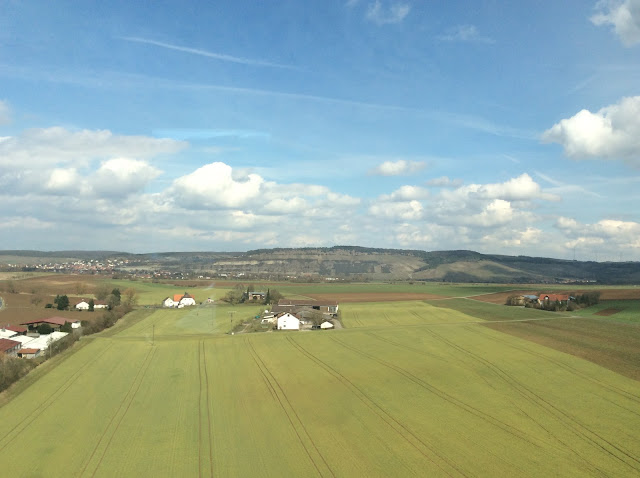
xmin=1 ymin=247 xmax=639 ymax=284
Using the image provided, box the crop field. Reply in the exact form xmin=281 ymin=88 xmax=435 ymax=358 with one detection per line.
xmin=1 ymin=286 xmax=639 ymax=477
xmin=570 ymin=300 xmax=640 ymax=324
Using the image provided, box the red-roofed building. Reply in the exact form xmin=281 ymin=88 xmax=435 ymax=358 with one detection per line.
xmin=539 ymin=294 xmax=570 ymax=303
xmin=6 ymin=325 xmax=27 ymax=335
xmin=20 ymin=317 xmax=69 ymax=332
xmin=0 ymin=338 xmax=21 ymax=357
xmin=17 ymin=348 xmax=41 ymax=359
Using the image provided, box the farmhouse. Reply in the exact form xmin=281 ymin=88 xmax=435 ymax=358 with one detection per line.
xmin=276 ymin=312 xmax=300 ymax=330
xmin=539 ymin=294 xmax=570 ymax=303
xmin=75 ymin=300 xmax=90 ymax=310
xmin=162 ymin=293 xmax=197 ymax=308
xmin=0 ymin=338 xmax=21 ymax=357
xmin=247 ymin=291 xmax=266 ymax=301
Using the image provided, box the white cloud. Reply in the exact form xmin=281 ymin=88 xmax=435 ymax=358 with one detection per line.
xmin=46 ymin=168 xmax=82 ymax=194
xmin=437 ymin=25 xmax=495 ymax=44
xmin=0 ymin=127 xmax=187 ymax=169
xmin=426 ymin=176 xmax=463 ymax=188
xmin=365 ymin=1 xmax=410 ymax=25
xmin=369 ymin=199 xmax=423 ymax=220
xmin=170 ymin=162 xmax=264 ymax=209
xmin=542 ymin=96 xmax=640 ymax=165
xmin=559 ymin=217 xmax=640 ymax=254
xmin=370 ymin=159 xmax=426 ymax=176
xmin=591 ymin=0 xmax=640 ymax=46
xmin=91 ymin=158 xmax=162 ymax=197
xmin=381 ymin=185 xmax=429 ymax=201
xmin=0 ymin=100 xmax=11 ymax=125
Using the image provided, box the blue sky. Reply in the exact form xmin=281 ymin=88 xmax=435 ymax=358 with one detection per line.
xmin=1 ymin=0 xmax=640 ymax=259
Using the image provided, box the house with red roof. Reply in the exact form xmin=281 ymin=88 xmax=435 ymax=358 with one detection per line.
xmin=0 ymin=338 xmax=21 ymax=357
xmin=163 ymin=292 xmax=196 ymax=308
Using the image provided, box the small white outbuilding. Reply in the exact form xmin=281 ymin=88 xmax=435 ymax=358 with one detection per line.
xmin=277 ymin=313 xmax=300 ymax=330
xmin=320 ymin=321 xmax=334 ymax=329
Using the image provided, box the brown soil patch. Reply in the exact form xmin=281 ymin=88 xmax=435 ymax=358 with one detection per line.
xmin=594 ymin=308 xmax=623 ymax=316
xmin=599 ymin=289 xmax=640 ymax=300
xmin=306 ymin=292 xmax=447 ymax=303
xmin=0 ymin=292 xmax=98 ymax=326
xmin=484 ymin=318 xmax=640 ymax=381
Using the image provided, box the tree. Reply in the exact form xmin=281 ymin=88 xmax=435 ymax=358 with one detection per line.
xmin=95 ymin=283 xmax=112 ymax=301
xmin=111 ymin=288 xmax=121 ymax=306
xmin=88 ymin=298 xmax=95 ymax=311
xmin=309 ymin=310 xmax=324 ymax=326
xmin=267 ymin=289 xmax=282 ymax=304
xmin=223 ymin=284 xmax=246 ymax=304
xmin=123 ymin=288 xmax=138 ymax=307
xmin=37 ymin=323 xmax=53 ymax=335
xmin=54 ymin=294 xmax=69 ymax=310
xmin=30 ymin=295 xmax=44 ymax=306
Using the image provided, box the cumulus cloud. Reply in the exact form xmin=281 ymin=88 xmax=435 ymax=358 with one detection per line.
xmin=45 ymin=168 xmax=82 ymax=194
xmin=0 ymin=100 xmax=11 ymax=125
xmin=0 ymin=127 xmax=187 ymax=169
xmin=426 ymin=176 xmax=463 ymax=188
xmin=437 ymin=25 xmax=495 ymax=43
xmin=381 ymin=185 xmax=429 ymax=201
xmin=91 ymin=158 xmax=162 ymax=197
xmin=365 ymin=1 xmax=410 ymax=25
xmin=370 ymin=159 xmax=426 ymax=176
xmin=542 ymin=96 xmax=640 ymax=165
xmin=170 ymin=162 xmax=264 ymax=209
xmin=369 ymin=199 xmax=423 ymax=220
xmin=591 ymin=0 xmax=640 ymax=46
xmin=557 ymin=217 xmax=640 ymax=253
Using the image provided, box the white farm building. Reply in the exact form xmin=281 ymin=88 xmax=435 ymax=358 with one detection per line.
xmin=276 ymin=313 xmax=300 ymax=330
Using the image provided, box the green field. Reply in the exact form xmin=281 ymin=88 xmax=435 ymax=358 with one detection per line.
xmin=571 ymin=300 xmax=640 ymax=324
xmin=1 ymin=296 xmax=639 ymax=477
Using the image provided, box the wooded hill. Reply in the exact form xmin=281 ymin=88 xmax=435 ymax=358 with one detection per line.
xmin=2 ymin=247 xmax=640 ymax=284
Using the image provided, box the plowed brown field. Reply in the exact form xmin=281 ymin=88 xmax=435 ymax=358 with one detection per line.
xmin=306 ymin=292 xmax=446 ymax=303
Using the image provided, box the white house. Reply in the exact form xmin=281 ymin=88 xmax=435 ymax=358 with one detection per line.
xmin=162 ymin=297 xmax=176 ymax=308
xmin=277 ymin=312 xmax=300 ymax=331
xmin=177 ymin=293 xmax=196 ymax=308
xmin=163 ymin=293 xmax=197 ymax=308
xmin=75 ymin=300 xmax=90 ymax=310
xmin=94 ymin=301 xmax=109 ymax=309
xmin=320 ymin=321 xmax=334 ymax=329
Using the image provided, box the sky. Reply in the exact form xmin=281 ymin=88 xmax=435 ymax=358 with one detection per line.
xmin=1 ymin=0 xmax=640 ymax=260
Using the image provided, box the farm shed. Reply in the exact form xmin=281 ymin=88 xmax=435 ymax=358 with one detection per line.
xmin=277 ymin=313 xmax=300 ymax=330
xmin=17 ymin=348 xmax=41 ymax=359
xmin=9 ymin=335 xmax=36 ymax=348
xmin=0 ymin=328 xmax=18 ymax=340
xmin=320 ymin=321 xmax=334 ymax=329
xmin=6 ymin=325 xmax=27 ymax=335
xmin=26 ymin=332 xmax=69 ymax=351
xmin=20 ymin=317 xmax=69 ymax=333
xmin=276 ymin=299 xmax=339 ymax=315
xmin=0 ymin=338 xmax=21 ymax=357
